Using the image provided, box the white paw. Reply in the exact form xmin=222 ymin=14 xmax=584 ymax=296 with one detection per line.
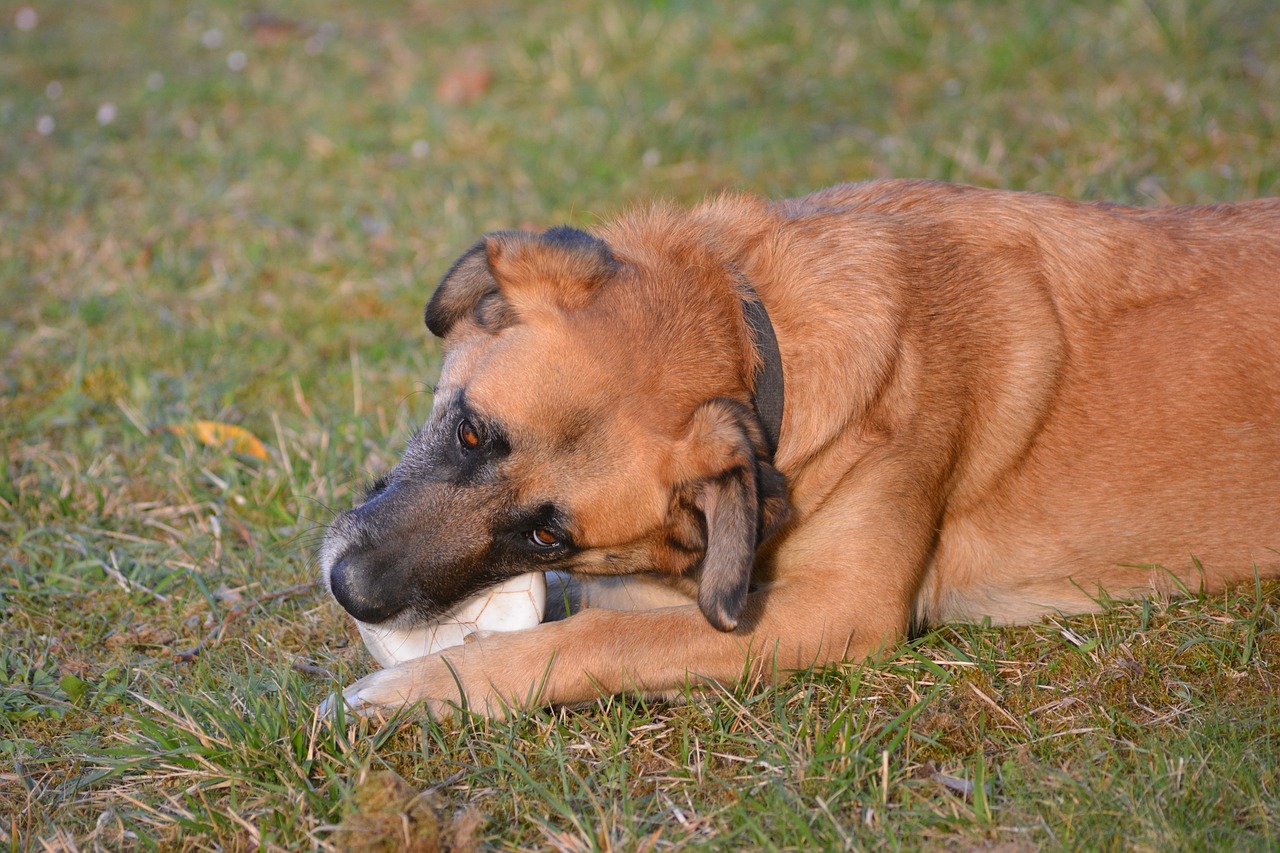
xmin=317 ymin=667 xmax=424 ymax=719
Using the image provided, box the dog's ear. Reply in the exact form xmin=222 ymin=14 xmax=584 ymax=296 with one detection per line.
xmin=426 ymin=228 xmax=618 ymax=339
xmin=534 ymin=226 xmax=618 ymax=288
xmin=677 ymin=398 xmax=792 ymax=631
xmin=425 ymin=232 xmax=527 ymax=338
xmin=695 ymin=466 xmax=757 ymax=631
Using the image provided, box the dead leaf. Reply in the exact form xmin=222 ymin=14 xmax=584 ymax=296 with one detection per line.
xmin=105 ymin=624 xmax=177 ymax=649
xmin=932 ymin=771 xmax=975 ymax=796
xmin=436 ymin=64 xmax=493 ymax=105
xmin=167 ymin=420 xmax=269 ymax=460
xmin=242 ymin=12 xmax=305 ymax=45
xmin=213 ymin=584 xmax=245 ymax=605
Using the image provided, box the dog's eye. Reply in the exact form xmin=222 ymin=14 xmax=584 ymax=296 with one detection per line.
xmin=528 ymin=527 xmax=560 ymax=549
xmin=457 ymin=419 xmax=481 ymax=451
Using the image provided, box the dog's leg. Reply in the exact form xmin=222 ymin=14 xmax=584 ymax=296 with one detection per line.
xmin=332 ymin=576 xmax=909 ymax=719
xmin=332 ymin=462 xmax=942 ymax=718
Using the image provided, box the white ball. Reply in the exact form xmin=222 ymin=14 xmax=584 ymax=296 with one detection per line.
xmin=353 ymin=572 xmax=546 ymax=668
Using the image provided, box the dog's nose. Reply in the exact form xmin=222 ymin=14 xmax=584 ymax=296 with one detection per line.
xmin=328 ymin=554 xmax=405 ymax=625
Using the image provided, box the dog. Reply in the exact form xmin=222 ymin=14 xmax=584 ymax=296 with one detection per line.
xmin=320 ymin=179 xmax=1280 ymax=718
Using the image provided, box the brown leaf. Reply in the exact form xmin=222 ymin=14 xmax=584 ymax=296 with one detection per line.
xmin=105 ymin=624 xmax=177 ymax=649
xmin=166 ymin=420 xmax=270 ymax=461
xmin=242 ymin=12 xmax=305 ymax=46
xmin=436 ymin=65 xmax=493 ymax=106
xmin=213 ymin=585 xmax=245 ymax=605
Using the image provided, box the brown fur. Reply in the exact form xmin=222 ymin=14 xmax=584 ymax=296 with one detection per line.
xmin=322 ymin=180 xmax=1280 ymax=717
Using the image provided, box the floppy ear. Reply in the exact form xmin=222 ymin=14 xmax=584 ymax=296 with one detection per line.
xmin=425 ymin=231 xmax=528 ymax=338
xmin=679 ymin=399 xmax=792 ymax=631
xmin=695 ymin=465 xmax=759 ymax=631
xmin=425 ymin=227 xmax=619 ymax=339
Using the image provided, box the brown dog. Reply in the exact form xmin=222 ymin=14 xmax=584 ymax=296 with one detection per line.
xmin=320 ymin=179 xmax=1280 ymax=718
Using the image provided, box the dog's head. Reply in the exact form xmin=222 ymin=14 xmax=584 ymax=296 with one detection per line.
xmin=321 ymin=224 xmax=789 ymax=633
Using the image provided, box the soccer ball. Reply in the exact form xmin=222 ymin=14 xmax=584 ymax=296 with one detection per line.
xmin=353 ymin=572 xmax=546 ymax=668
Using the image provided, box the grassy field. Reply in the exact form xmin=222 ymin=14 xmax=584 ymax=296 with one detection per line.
xmin=3 ymin=0 xmax=1279 ymax=849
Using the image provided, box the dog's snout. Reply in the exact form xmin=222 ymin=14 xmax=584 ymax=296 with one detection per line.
xmin=329 ymin=553 xmax=406 ymax=625
xmin=320 ymin=467 xmax=518 ymax=628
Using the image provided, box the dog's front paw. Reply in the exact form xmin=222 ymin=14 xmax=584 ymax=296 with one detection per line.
xmin=318 ymin=645 xmax=526 ymax=721
xmin=315 ymin=675 xmax=408 ymax=721
xmin=317 ymin=658 xmax=459 ymax=720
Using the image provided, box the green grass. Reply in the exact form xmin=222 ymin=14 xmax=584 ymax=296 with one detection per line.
xmin=2 ymin=0 xmax=1278 ymax=848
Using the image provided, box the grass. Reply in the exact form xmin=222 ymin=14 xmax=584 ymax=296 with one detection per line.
xmin=2 ymin=0 xmax=1278 ymax=848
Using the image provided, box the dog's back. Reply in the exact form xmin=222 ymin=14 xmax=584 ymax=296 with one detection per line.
xmin=829 ymin=183 xmax=1280 ymax=622
xmin=623 ymin=179 xmax=1279 ymax=625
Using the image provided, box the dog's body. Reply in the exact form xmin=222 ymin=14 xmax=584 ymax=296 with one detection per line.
xmin=322 ymin=180 xmax=1280 ymax=717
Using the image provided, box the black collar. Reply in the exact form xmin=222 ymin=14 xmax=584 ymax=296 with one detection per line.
xmin=739 ymin=282 xmax=785 ymax=460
